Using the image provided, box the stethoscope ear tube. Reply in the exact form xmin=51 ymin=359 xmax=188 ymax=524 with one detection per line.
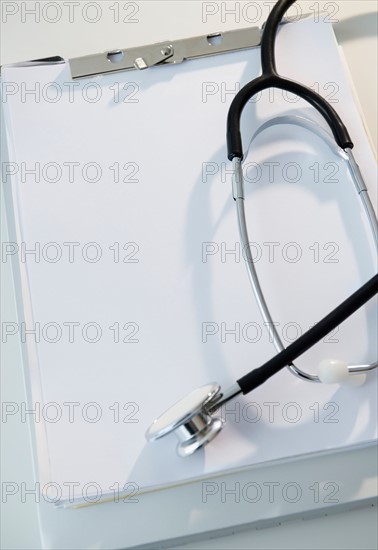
xmin=236 ymin=274 xmax=378 ymax=394
xmin=226 ymin=0 xmax=354 ymax=160
xmin=227 ymin=76 xmax=354 ymax=160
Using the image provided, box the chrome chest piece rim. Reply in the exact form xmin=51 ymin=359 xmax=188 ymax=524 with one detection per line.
xmin=145 ymin=383 xmax=224 ymax=457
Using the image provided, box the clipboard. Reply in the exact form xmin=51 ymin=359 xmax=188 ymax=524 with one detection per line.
xmin=1 ymin=12 xmax=377 ymax=547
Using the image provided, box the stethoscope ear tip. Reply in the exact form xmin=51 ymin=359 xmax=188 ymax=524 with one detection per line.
xmin=318 ymin=359 xmax=367 ymax=386
xmin=145 ymin=383 xmax=224 ymax=457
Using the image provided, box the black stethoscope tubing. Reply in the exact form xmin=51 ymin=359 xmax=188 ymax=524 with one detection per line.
xmin=227 ymin=0 xmax=353 ymax=161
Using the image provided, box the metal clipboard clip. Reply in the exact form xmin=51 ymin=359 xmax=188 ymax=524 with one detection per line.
xmin=68 ymin=28 xmax=261 ymax=79
xmin=68 ymin=12 xmax=312 ymax=79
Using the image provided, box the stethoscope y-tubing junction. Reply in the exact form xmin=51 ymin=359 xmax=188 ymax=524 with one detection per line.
xmin=226 ymin=0 xmax=353 ymax=160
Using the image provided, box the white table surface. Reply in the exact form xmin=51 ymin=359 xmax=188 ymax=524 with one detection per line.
xmin=1 ymin=2 xmax=377 ymax=549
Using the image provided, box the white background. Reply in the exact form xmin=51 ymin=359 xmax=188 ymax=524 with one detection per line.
xmin=1 ymin=1 xmax=377 ymax=549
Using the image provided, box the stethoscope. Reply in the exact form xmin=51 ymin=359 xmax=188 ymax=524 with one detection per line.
xmin=146 ymin=0 xmax=378 ymax=457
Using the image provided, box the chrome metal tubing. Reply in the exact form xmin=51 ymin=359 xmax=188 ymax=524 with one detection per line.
xmin=232 ymin=128 xmax=378 ymax=382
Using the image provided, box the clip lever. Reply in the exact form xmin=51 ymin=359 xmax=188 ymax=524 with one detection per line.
xmin=134 ymin=45 xmax=174 ymax=70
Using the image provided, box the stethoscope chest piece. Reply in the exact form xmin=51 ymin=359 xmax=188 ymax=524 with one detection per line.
xmin=145 ymin=383 xmax=224 ymax=457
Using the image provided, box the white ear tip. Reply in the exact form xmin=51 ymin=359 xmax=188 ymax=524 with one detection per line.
xmin=318 ymin=359 xmax=349 ymax=384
